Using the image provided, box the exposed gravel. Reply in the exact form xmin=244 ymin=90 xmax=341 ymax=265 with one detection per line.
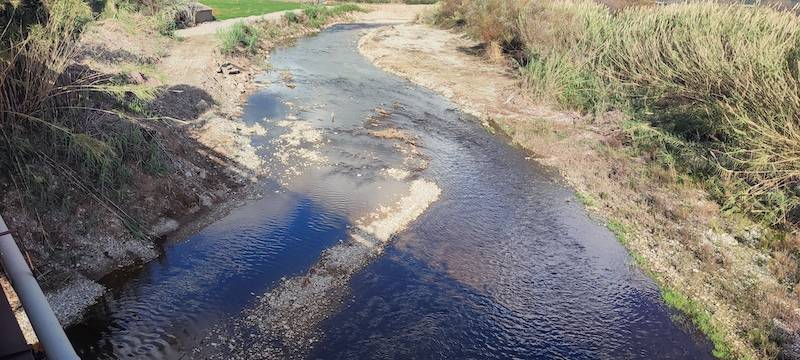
xmin=202 ymin=179 xmax=441 ymax=359
xmin=46 ymin=275 xmax=106 ymax=325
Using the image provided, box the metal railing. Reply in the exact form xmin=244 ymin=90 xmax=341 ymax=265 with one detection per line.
xmin=0 ymin=215 xmax=79 ymax=360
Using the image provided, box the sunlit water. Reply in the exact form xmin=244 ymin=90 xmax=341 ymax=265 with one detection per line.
xmin=68 ymin=24 xmax=713 ymax=359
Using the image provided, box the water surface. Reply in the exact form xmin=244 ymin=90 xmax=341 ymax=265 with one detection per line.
xmin=69 ymin=24 xmax=713 ymax=359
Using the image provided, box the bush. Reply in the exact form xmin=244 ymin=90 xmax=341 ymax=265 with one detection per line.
xmin=99 ymin=0 xmax=193 ymax=36
xmin=301 ymin=4 xmax=364 ymax=28
xmin=1 ymin=0 xmax=167 ymax=233
xmin=284 ymin=11 xmax=300 ymax=23
xmin=217 ymin=21 xmax=261 ymax=54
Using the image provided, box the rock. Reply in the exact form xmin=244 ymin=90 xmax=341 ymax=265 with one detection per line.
xmin=704 ymin=229 xmax=736 ymax=246
xmin=754 ymin=253 xmax=769 ymax=267
xmin=151 ymin=218 xmax=180 ymax=237
xmin=195 ymin=99 xmax=210 ymax=113
xmin=199 ymin=194 xmax=213 ymax=208
xmin=773 ymin=319 xmax=800 ymax=359
xmin=218 ymin=62 xmax=242 ymax=75
xmin=736 ymin=228 xmax=762 ymax=247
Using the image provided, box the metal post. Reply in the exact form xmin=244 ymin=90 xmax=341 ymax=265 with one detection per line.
xmin=0 ymin=215 xmax=79 ymax=360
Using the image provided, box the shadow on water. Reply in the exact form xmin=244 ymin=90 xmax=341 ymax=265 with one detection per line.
xmin=69 ymin=23 xmax=715 ymax=359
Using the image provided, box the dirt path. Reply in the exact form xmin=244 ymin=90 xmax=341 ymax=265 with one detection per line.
xmin=359 ymin=22 xmax=785 ymax=359
xmin=176 ymin=9 xmax=300 ymax=38
xmin=176 ymin=4 xmax=431 ymax=38
xmin=351 ymin=4 xmax=432 ymax=24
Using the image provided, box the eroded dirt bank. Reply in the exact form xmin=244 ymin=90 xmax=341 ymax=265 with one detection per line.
xmin=360 ymin=23 xmax=795 ymax=359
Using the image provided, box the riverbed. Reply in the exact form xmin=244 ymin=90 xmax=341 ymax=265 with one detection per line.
xmin=67 ymin=24 xmax=714 ymax=359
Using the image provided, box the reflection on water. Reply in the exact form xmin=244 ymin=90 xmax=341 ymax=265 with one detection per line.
xmin=313 ymin=108 xmax=713 ymax=357
xmin=69 ymin=23 xmax=713 ymax=359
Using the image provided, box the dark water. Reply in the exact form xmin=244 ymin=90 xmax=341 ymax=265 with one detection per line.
xmin=68 ymin=24 xmax=714 ymax=359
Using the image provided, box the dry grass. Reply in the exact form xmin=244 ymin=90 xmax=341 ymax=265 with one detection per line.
xmin=1 ymin=0 xmax=177 ymax=252
xmin=438 ymin=0 xmax=800 ymax=226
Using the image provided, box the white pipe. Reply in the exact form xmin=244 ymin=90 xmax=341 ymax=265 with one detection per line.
xmin=0 ymin=215 xmax=80 ymax=360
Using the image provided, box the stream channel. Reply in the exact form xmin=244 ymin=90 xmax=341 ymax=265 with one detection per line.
xmin=67 ymin=24 xmax=714 ymax=359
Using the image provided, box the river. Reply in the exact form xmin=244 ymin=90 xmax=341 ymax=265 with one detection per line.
xmin=67 ymin=23 xmax=713 ymax=359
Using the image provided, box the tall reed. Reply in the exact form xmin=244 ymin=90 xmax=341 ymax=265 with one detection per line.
xmin=440 ymin=0 xmax=800 ymax=225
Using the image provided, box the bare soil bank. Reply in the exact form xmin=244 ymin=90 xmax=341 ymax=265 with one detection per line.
xmin=359 ymin=23 xmax=798 ymax=359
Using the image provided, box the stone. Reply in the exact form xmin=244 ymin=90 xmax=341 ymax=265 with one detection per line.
xmin=218 ymin=62 xmax=243 ymax=75
xmin=195 ymin=99 xmax=210 ymax=113
xmin=773 ymin=319 xmax=800 ymax=360
xmin=151 ymin=218 xmax=179 ymax=237
xmin=199 ymin=194 xmax=213 ymax=208
xmin=736 ymin=227 xmax=763 ymax=247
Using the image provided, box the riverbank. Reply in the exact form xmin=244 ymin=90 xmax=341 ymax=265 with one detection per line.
xmin=359 ymin=22 xmax=796 ymax=359
xmin=1 ymin=2 xmax=389 ymax=340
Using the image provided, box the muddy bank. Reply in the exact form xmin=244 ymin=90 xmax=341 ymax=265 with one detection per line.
xmin=359 ymin=23 xmax=791 ymax=358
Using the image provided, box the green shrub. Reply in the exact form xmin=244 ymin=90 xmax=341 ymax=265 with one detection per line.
xmin=284 ymin=11 xmax=300 ymax=23
xmin=301 ymin=4 xmax=364 ymax=28
xmin=217 ymin=21 xmax=261 ymax=54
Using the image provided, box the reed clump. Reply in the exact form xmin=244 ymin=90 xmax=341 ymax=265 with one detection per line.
xmin=1 ymin=0 xmax=171 ymax=241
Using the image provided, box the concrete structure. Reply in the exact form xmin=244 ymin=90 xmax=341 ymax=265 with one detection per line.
xmin=194 ymin=3 xmax=214 ymax=24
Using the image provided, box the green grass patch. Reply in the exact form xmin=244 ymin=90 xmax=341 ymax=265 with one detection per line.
xmin=302 ymin=4 xmax=364 ymax=28
xmin=217 ymin=21 xmax=261 ymax=54
xmin=607 ymin=220 xmax=627 ymax=244
xmin=574 ymin=191 xmax=595 ymax=207
xmin=201 ymin=0 xmax=303 ymax=21
xmin=662 ymin=288 xmax=735 ymax=359
xmin=605 ymin=216 xmax=734 ymax=359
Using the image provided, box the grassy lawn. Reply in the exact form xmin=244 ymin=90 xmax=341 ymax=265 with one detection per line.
xmin=200 ymin=0 xmax=304 ymax=20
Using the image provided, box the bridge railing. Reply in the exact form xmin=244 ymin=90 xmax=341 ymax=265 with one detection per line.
xmin=0 ymin=215 xmax=79 ymax=360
